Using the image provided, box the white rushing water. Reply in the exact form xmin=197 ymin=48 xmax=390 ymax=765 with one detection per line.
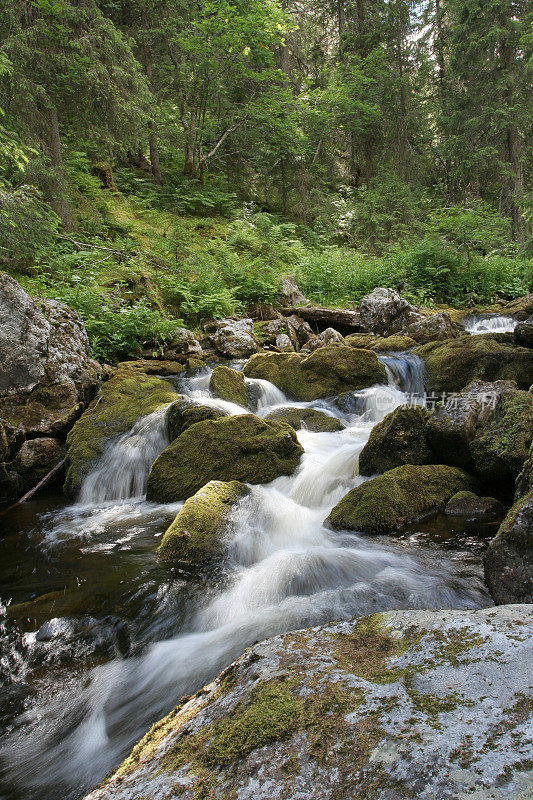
xmin=0 ymin=355 xmax=491 ymax=799
xmin=463 ymin=314 xmax=517 ymax=335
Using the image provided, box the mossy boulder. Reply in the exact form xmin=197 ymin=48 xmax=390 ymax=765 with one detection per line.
xmin=264 ymin=407 xmax=344 ymax=432
xmin=243 ymin=345 xmax=386 ymax=401
xmin=158 ymin=480 xmax=249 ymax=564
xmin=415 ymin=335 xmax=533 ymax=392
xmin=484 ymin=489 xmax=533 ymax=604
xmin=470 ymin=389 xmax=533 ymax=485
xmin=209 ymin=366 xmax=248 ymax=407
xmin=117 ymin=360 xmax=185 ymax=376
xmin=444 ymin=491 xmax=504 ymax=519
xmin=516 ymin=441 xmax=533 ymax=499
xmin=326 ymin=464 xmax=474 ymax=534
xmin=167 ymin=397 xmax=227 ymax=442
xmin=146 ymin=414 xmax=303 ymax=503
xmin=64 ymin=368 xmax=177 ymax=498
xmin=345 ymin=333 xmax=417 ymax=351
xmin=358 ymin=405 xmax=432 ymax=476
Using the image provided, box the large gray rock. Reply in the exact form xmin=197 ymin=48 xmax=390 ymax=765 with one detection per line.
xmin=359 ymin=287 xmax=423 ymax=336
xmin=84 ymin=605 xmax=533 ymax=800
xmin=163 ymin=327 xmax=202 ymax=358
xmin=204 ymin=318 xmax=258 ymax=358
xmin=280 ymin=275 xmax=308 ymax=306
xmin=300 ymin=327 xmax=345 ymax=354
xmin=405 ymin=311 xmax=462 ymax=344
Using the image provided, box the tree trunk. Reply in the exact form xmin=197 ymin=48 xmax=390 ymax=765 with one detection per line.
xmin=507 ymin=124 xmax=524 ymax=243
xmin=43 ymin=105 xmax=75 ymax=232
xmin=141 ymin=31 xmax=162 ymax=184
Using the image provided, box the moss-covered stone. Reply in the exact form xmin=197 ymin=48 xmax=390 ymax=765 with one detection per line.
xmin=146 ymin=414 xmax=303 ymax=502
xmin=484 ymin=489 xmax=533 ymax=604
xmin=358 ymin=405 xmax=432 ymax=475
xmin=326 ymin=464 xmax=474 ymax=534
xmin=470 ymin=389 xmax=533 ymax=485
xmin=264 ymin=407 xmax=344 ymax=432
xmin=209 ymin=365 xmax=248 ymax=407
xmin=444 ymin=491 xmax=504 ymax=518
xmin=167 ymin=397 xmax=226 ymax=441
xmin=414 ymin=336 xmax=533 ymax=392
xmin=63 ymin=368 xmax=177 ymax=498
xmin=117 ymin=360 xmax=185 ymax=376
xmin=345 ymin=333 xmax=417 ymax=351
xmin=158 ymin=480 xmax=249 ymax=564
xmin=243 ymin=345 xmax=387 ymax=401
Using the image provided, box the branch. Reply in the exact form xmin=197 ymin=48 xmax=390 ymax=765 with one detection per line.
xmin=200 ymin=118 xmax=247 ymax=165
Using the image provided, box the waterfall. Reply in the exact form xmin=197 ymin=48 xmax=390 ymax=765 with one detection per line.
xmin=463 ymin=314 xmax=517 ymax=335
xmin=378 ymin=352 xmax=428 ymax=398
xmin=78 ymin=407 xmax=171 ymax=505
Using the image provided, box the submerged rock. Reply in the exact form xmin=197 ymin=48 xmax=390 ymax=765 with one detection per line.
xmin=243 ymin=345 xmax=386 ymax=401
xmin=146 ymin=414 xmax=303 ymax=503
xmin=27 ymin=615 xmax=130 ymax=669
xmin=444 ymin=491 xmax=504 ymax=519
xmin=358 ymin=405 xmax=432 ymax=475
xmin=64 ymin=369 xmax=177 ymax=498
xmin=326 ymin=464 xmax=474 ymax=534
xmin=415 ymin=335 xmax=533 ymax=392
xmin=204 ymin=318 xmax=257 ymax=358
xmin=209 ymin=365 xmax=247 ymax=407
xmin=264 ymin=407 xmax=344 ymax=432
xmin=158 ymin=480 xmax=249 ymax=564
xmin=83 ymin=605 xmax=533 ymax=800
xmin=358 ymin=287 xmax=422 ymax=336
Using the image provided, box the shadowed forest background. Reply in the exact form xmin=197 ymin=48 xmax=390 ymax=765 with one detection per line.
xmin=1 ymin=0 xmax=532 ymax=362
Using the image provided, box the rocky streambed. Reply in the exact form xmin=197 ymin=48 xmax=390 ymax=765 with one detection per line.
xmin=0 ymin=275 xmax=532 ymax=800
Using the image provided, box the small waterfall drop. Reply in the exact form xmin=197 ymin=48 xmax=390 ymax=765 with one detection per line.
xmin=463 ymin=314 xmax=517 ymax=335
xmin=246 ymin=376 xmax=287 ymax=411
xmin=378 ymin=352 xmax=428 ymax=399
xmin=78 ymin=407 xmax=171 ymax=505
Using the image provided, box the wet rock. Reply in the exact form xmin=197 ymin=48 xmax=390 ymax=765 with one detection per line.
xmin=84 ymin=605 xmax=533 ymax=800
xmin=405 ymin=311 xmax=462 ymax=344
xmin=264 ymin=407 xmax=344 ymax=432
xmin=484 ymin=490 xmax=533 ymax=604
xmin=359 ymin=405 xmax=432 ymax=475
xmin=300 ymin=327 xmax=345 ymax=354
xmin=415 ymin=335 xmax=533 ymax=392
xmin=167 ymin=397 xmax=226 ymax=441
xmin=158 ymin=480 xmax=249 ymax=564
xmin=516 ymin=441 xmax=533 ymax=499
xmin=0 ymin=463 xmax=21 ymax=501
xmin=243 ymin=345 xmax=386 ymax=402
xmin=147 ymin=414 xmax=303 ymax=503
xmin=27 ymin=615 xmax=130 ymax=668
xmin=345 ymin=333 xmax=417 ymax=351
xmin=445 ymin=491 xmax=504 ymax=519
xmin=285 ymin=315 xmax=314 ymax=346
xmin=326 ymin=464 xmax=474 ymax=534
xmin=503 ymin=292 xmax=533 ymax=321
xmin=0 ymin=419 xmax=24 ymax=462
xmin=204 ymin=318 xmax=257 ymax=358
xmin=209 ymin=366 xmax=247 ymax=407
xmin=358 ymin=287 xmax=423 ymax=336
xmin=282 ymin=306 xmax=361 ymax=335
xmin=117 ymin=360 xmax=185 ymax=376
xmin=280 ymin=276 xmax=308 ymax=306
xmin=11 ymin=437 xmax=65 ymax=493
xmin=514 ymin=316 xmax=533 ymax=348
xmin=64 ymin=368 xmax=177 ymax=498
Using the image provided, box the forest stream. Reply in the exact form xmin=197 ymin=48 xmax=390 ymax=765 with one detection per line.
xmin=0 ymin=353 xmax=498 ymax=800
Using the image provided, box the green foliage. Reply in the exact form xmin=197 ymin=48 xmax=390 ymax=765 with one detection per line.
xmin=0 ymin=185 xmax=59 ymax=265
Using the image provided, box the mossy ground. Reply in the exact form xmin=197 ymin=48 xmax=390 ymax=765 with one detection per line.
xmin=327 ymin=464 xmax=475 ymax=533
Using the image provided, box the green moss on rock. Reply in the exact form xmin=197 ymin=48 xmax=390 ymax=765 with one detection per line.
xmin=209 ymin=365 xmax=248 ymax=407
xmin=414 ymin=336 xmax=533 ymax=392
xmin=326 ymin=464 xmax=474 ymax=534
xmin=359 ymin=405 xmax=432 ymax=475
xmin=167 ymin=397 xmax=226 ymax=441
xmin=346 ymin=333 xmax=417 ymax=351
xmin=264 ymin=407 xmax=344 ymax=432
xmin=243 ymin=345 xmax=386 ymax=401
xmin=146 ymin=414 xmax=303 ymax=503
xmin=158 ymin=480 xmax=249 ymax=564
xmin=64 ymin=368 xmax=176 ymax=498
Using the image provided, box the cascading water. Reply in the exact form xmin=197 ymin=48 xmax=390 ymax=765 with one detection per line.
xmin=463 ymin=314 xmax=517 ymax=335
xmin=377 ymin=351 xmax=428 ymax=399
xmin=0 ymin=358 xmax=492 ymax=800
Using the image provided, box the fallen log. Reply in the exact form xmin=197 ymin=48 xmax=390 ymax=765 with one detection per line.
xmin=0 ymin=457 xmax=66 ymax=516
xmin=280 ymin=305 xmax=361 ymax=334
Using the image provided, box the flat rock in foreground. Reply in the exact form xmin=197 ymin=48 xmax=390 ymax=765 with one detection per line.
xmin=84 ymin=605 xmax=533 ymax=800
